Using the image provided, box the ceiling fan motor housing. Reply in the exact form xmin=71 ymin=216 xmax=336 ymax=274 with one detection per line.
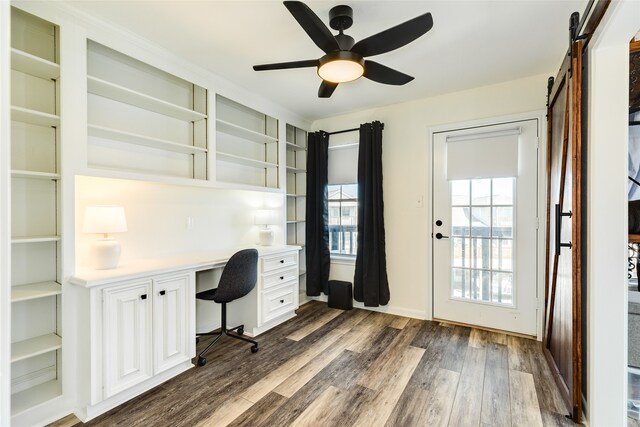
xmin=329 ymin=5 xmax=353 ymax=31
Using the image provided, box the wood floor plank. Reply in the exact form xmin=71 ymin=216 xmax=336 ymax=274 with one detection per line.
xmin=440 ymin=326 xmax=471 ymax=372
xmin=352 ymin=345 xmax=425 ymax=427
xmin=540 ymin=409 xmax=579 ymax=426
xmin=195 ymin=395 xmax=254 ymax=427
xmin=389 ymin=315 xmax=411 ymax=329
xmin=241 ymin=327 xmax=347 ymax=403
xmin=510 ymin=370 xmax=544 ymax=427
xmin=344 ymin=312 xmax=397 ymax=353
xmin=507 ymin=335 xmax=534 ymax=373
xmin=227 ymin=392 xmax=287 ymax=427
xmin=286 ymin=308 xmax=343 ymax=341
xmin=358 ymin=319 xmax=422 ymax=390
xmin=289 ymin=385 xmax=346 ymax=427
xmin=448 ymin=346 xmax=487 ymax=426
xmin=411 ymin=319 xmax=439 ymax=349
xmin=529 ymin=344 xmax=568 ymax=414
xmin=481 ymin=342 xmax=511 ymax=427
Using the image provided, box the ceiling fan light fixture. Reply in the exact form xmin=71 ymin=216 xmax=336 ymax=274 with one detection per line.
xmin=317 ymin=51 xmax=364 ymax=83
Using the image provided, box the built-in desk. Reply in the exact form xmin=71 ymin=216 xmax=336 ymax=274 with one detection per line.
xmin=68 ymin=245 xmax=300 ymax=422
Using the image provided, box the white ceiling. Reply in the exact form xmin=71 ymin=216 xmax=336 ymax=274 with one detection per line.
xmin=67 ymin=0 xmax=587 ymax=122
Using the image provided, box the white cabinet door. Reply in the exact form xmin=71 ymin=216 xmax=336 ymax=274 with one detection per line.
xmin=153 ymin=273 xmax=191 ymax=374
xmin=103 ymin=280 xmax=153 ymax=398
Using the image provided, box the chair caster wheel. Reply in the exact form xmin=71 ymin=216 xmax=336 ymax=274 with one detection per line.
xmin=251 ymin=345 xmax=259 ymax=353
xmin=237 ymin=327 xmax=244 ymax=336
xmin=197 ymin=356 xmax=206 ymax=366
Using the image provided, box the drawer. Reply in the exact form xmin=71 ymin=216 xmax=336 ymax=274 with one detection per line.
xmin=263 ymin=267 xmax=298 ymax=290
xmin=262 ymin=252 xmax=297 ymax=273
xmin=262 ymin=282 xmax=296 ymax=324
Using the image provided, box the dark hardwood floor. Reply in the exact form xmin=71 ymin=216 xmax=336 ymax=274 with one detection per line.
xmin=52 ymin=301 xmax=578 ymax=427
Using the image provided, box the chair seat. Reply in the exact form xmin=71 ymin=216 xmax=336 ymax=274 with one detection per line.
xmin=196 ymin=287 xmax=218 ymax=301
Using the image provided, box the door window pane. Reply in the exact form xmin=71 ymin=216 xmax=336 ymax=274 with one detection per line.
xmin=449 ymin=178 xmax=516 ymax=306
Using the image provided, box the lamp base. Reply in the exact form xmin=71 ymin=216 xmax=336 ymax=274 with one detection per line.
xmin=259 ymin=228 xmax=274 ymax=246
xmin=91 ymin=238 xmax=121 ymax=269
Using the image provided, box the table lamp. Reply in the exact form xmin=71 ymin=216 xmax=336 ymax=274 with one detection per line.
xmin=83 ymin=205 xmax=128 ymax=269
xmin=255 ymin=209 xmax=276 ymax=246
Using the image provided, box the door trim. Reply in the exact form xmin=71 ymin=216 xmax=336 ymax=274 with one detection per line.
xmin=427 ymin=110 xmax=547 ymax=340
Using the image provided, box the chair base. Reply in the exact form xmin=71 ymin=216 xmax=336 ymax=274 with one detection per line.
xmin=195 ymin=303 xmax=259 ymax=366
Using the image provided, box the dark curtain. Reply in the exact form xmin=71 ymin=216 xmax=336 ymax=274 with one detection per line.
xmin=354 ymin=121 xmax=390 ymax=306
xmin=305 ymin=131 xmax=330 ymax=296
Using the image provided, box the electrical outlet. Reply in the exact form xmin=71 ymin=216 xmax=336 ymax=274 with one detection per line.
xmin=416 ymin=195 xmax=424 ymax=208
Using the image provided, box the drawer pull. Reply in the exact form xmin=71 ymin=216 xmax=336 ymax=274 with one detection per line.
xmin=280 ymin=276 xmax=284 ymax=280
xmin=140 ymin=294 xmax=147 ymax=300
xmin=159 ymin=290 xmax=166 ymax=296
xmin=280 ymin=299 xmax=285 ymax=303
xmin=280 ymin=260 xmax=284 ymax=264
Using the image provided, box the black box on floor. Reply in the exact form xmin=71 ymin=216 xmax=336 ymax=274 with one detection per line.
xmin=328 ymin=280 xmax=353 ymax=310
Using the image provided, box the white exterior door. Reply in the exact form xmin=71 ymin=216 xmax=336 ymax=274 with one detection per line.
xmin=103 ymin=280 xmax=153 ymax=398
xmin=153 ymin=273 xmax=192 ymax=374
xmin=432 ymin=119 xmax=539 ymax=335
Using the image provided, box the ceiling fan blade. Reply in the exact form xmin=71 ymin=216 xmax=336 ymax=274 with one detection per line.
xmin=284 ymin=1 xmax=340 ymax=54
xmin=351 ymin=12 xmax=433 ymax=57
xmin=363 ymin=61 xmax=414 ymax=85
xmin=318 ymin=80 xmax=338 ymax=98
xmin=253 ymin=59 xmax=319 ymax=71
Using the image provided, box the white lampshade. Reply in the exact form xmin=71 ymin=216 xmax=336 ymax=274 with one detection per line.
xmin=83 ymin=206 xmax=127 ymax=234
xmin=255 ymin=209 xmax=276 ymax=226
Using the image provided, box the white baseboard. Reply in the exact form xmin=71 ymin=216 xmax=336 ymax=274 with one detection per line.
xmin=11 ymin=393 xmax=71 ymax=427
xmin=311 ymin=295 xmax=429 ymax=320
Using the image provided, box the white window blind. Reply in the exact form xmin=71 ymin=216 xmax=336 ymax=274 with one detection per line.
xmin=445 ymin=128 xmax=520 ymax=180
xmin=328 ymin=143 xmax=358 ymax=185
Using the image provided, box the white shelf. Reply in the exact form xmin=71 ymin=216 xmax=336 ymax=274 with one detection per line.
xmin=11 ymin=48 xmax=59 ymax=80
xmin=11 ymin=170 xmax=60 ymax=180
xmin=11 ymin=236 xmax=60 ymax=244
xmin=217 ymin=152 xmax=278 ymax=169
xmin=286 ymin=193 xmax=306 ymax=198
xmin=286 ymin=166 xmax=306 ymax=173
xmin=216 ymin=119 xmax=278 ymax=144
xmin=11 ymin=282 xmax=61 ymax=303
xmin=88 ymin=124 xmax=207 ymax=155
xmin=11 ymin=334 xmax=61 ymax=363
xmin=11 ymin=379 xmax=62 ymax=416
xmin=287 ymin=220 xmax=305 ymax=224
xmin=11 ymin=106 xmax=59 ymax=127
xmin=286 ymin=141 xmax=306 ymax=151
xmin=87 ymin=76 xmax=207 ymax=122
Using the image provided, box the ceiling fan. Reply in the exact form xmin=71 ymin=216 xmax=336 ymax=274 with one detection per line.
xmin=253 ymin=1 xmax=433 ymax=98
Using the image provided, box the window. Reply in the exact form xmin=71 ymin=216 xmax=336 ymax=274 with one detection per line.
xmin=328 ymin=184 xmax=358 ymax=256
xmin=450 ymin=177 xmax=515 ymax=305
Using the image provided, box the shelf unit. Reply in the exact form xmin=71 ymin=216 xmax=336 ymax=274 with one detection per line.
xmin=285 ymin=124 xmax=308 ymax=300
xmin=87 ymin=41 xmax=208 ymax=180
xmin=9 ymin=7 xmax=63 ymax=417
xmin=215 ymin=95 xmax=279 ymax=189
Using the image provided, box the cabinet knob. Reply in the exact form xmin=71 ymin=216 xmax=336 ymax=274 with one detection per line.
xmin=280 ymin=276 xmax=284 ymax=280
xmin=280 ymin=299 xmax=284 ymax=303
xmin=140 ymin=294 xmax=147 ymax=300
xmin=159 ymin=290 xmax=166 ymax=296
xmin=280 ymin=260 xmax=284 ymax=264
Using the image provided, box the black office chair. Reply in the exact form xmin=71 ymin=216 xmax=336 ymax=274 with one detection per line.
xmin=195 ymin=248 xmax=259 ymax=366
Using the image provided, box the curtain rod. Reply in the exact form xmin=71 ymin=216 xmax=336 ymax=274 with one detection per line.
xmin=325 ymin=123 xmax=385 ymax=136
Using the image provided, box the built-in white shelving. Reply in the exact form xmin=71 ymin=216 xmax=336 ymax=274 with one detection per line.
xmin=286 ymin=141 xmax=306 ymax=151
xmin=11 ymin=334 xmax=62 ymax=363
xmin=11 ymin=48 xmax=59 ymax=80
xmin=216 ymin=119 xmax=279 ymax=144
xmin=286 ymin=166 xmax=306 ymax=174
xmin=11 ymin=170 xmax=60 ymax=180
xmin=217 ymin=152 xmax=278 ymax=169
xmin=11 ymin=282 xmax=62 ymax=303
xmin=86 ymin=41 xmax=208 ymax=181
xmin=215 ymin=95 xmax=279 ymax=189
xmin=87 ymin=76 xmax=206 ymax=122
xmin=10 ymin=8 xmax=63 ymax=417
xmin=88 ymin=124 xmax=207 ymax=155
xmin=285 ymin=124 xmax=307 ymax=291
xmin=11 ymin=106 xmax=59 ymax=127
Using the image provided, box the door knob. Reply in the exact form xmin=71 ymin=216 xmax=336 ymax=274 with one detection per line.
xmin=435 ymin=220 xmax=443 ymax=226
xmin=435 ymin=233 xmax=449 ymax=240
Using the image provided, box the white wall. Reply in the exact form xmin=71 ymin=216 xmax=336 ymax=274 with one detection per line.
xmin=586 ymin=1 xmax=640 ymax=424
xmin=74 ymin=176 xmax=284 ymax=269
xmin=0 ymin=0 xmax=11 ymax=423
xmin=312 ymin=73 xmax=549 ymax=319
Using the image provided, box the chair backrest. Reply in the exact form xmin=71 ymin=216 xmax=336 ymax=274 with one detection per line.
xmin=214 ymin=249 xmax=259 ymax=304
